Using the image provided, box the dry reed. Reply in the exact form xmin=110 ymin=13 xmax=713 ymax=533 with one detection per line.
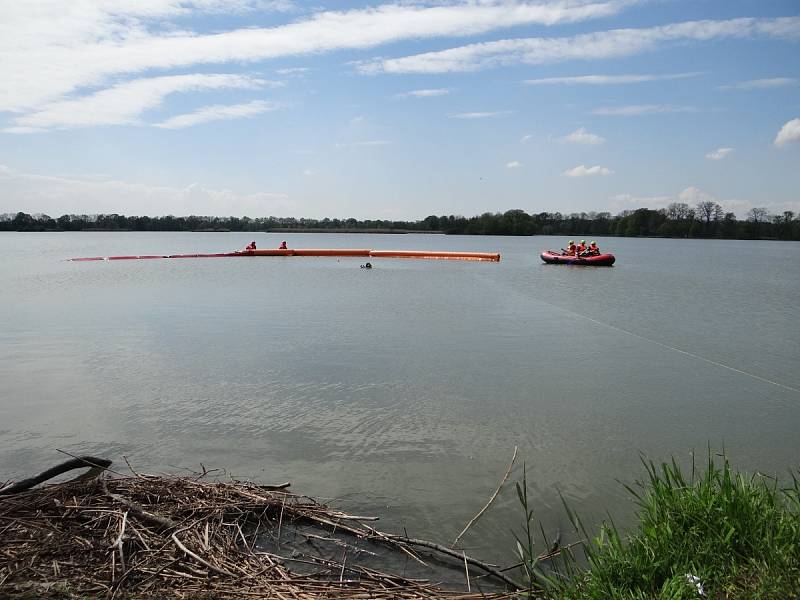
xmin=0 ymin=459 xmax=521 ymax=599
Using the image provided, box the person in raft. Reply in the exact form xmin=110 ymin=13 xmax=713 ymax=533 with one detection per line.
xmin=245 ymin=241 xmax=257 ymax=251
xmin=577 ymin=240 xmax=587 ymax=255
xmin=564 ymin=240 xmax=577 ymax=256
xmin=587 ymin=241 xmax=600 ymax=256
xmin=278 ymin=241 xmax=287 ymax=249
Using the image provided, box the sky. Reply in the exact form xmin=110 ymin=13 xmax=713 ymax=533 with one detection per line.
xmin=1 ymin=0 xmax=799 ymax=220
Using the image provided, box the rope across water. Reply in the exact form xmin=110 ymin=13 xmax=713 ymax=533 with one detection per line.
xmin=537 ymin=299 xmax=800 ymax=396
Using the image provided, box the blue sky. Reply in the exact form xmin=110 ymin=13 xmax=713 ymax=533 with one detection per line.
xmin=1 ymin=0 xmax=798 ymax=220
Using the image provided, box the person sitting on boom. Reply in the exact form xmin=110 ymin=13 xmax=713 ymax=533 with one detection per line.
xmin=278 ymin=241 xmax=287 ymax=249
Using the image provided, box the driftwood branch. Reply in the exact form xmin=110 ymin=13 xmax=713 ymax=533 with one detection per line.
xmin=100 ymin=479 xmax=178 ymax=531
xmin=171 ymin=532 xmax=235 ymax=578
xmin=452 ymin=445 xmax=517 ymax=547
xmin=383 ymin=532 xmax=523 ymax=590
xmin=0 ymin=456 xmax=112 ymax=496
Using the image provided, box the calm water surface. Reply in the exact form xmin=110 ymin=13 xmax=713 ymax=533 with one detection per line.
xmin=1 ymin=232 xmax=799 ymax=564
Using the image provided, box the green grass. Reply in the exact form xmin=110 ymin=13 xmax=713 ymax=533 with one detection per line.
xmin=515 ymin=452 xmax=800 ymax=599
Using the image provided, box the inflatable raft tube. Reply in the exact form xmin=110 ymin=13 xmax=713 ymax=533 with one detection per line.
xmin=540 ymin=250 xmax=615 ymax=266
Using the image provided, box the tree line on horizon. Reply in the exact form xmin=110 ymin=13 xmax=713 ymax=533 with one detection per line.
xmin=2 ymin=202 xmax=798 ymax=240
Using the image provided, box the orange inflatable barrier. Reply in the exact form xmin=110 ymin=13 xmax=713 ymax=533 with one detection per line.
xmin=240 ymin=249 xmax=293 ymax=256
xmin=70 ymin=248 xmax=500 ymax=262
xmin=291 ymin=248 xmax=371 ymax=257
xmin=368 ymin=250 xmax=500 ymax=261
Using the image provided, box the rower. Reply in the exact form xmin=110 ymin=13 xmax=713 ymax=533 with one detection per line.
xmin=245 ymin=241 xmax=257 ymax=251
xmin=278 ymin=241 xmax=287 ymax=249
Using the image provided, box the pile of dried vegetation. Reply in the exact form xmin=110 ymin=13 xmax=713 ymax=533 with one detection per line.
xmin=0 ymin=456 xmax=527 ymax=599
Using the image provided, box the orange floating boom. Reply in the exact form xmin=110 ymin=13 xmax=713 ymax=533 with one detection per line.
xmin=289 ymin=248 xmax=371 ymax=257
xmin=368 ymin=250 xmax=499 ymax=261
xmin=69 ymin=248 xmax=500 ymax=262
xmin=243 ymin=249 xmax=500 ymax=260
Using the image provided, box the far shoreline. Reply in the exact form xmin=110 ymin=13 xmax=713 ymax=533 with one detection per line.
xmin=0 ymin=229 xmax=789 ymax=242
xmin=3 ymin=207 xmax=798 ymax=240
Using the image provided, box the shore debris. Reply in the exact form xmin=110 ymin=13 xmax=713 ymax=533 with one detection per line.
xmin=1 ymin=457 xmax=523 ymax=598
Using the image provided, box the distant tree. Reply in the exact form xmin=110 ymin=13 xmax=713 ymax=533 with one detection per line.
xmin=696 ymin=201 xmax=720 ymax=225
xmin=721 ymin=212 xmax=738 ymax=238
xmin=11 ymin=212 xmax=36 ymax=230
xmin=502 ymin=209 xmax=535 ymax=235
xmin=747 ymin=207 xmax=769 ymax=238
xmin=666 ymin=203 xmax=690 ymax=221
xmin=776 ymin=211 xmax=797 ymax=240
xmin=423 ymin=215 xmax=440 ymax=231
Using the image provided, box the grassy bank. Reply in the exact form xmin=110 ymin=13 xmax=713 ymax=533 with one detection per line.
xmin=520 ymin=454 xmax=800 ymax=599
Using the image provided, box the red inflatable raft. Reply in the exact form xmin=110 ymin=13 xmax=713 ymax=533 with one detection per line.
xmin=540 ymin=250 xmax=615 ymax=266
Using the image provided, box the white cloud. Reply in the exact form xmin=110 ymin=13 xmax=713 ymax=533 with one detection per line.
xmin=609 ymin=193 xmax=672 ymax=210
xmin=524 ymin=72 xmax=701 ymax=85
xmin=398 ymin=88 xmax=451 ymax=98
xmin=506 ymin=161 xmax=522 ymax=168
xmin=593 ymin=104 xmax=698 ymax=116
xmin=363 ymin=16 xmax=800 ymax=74
xmin=706 ymin=147 xmax=734 ymax=160
xmin=0 ymin=1 xmax=627 ymax=113
xmin=561 ymin=127 xmax=605 ymax=144
xmin=5 ymin=74 xmax=270 ymax=132
xmin=337 ymin=140 xmax=391 ymax=147
xmin=520 ymin=133 xmax=533 ymax=143
xmin=276 ymin=67 xmax=309 ymax=75
xmin=355 ymin=140 xmax=390 ymax=146
xmin=718 ymin=77 xmax=797 ymax=91
xmin=448 ymin=111 xmax=511 ymax=119
xmin=678 ymin=186 xmax=716 ymax=205
xmin=774 ymin=118 xmax=800 ymax=147
xmin=0 ymin=163 xmax=292 ymax=216
xmin=154 ymin=100 xmax=279 ymax=129
xmin=564 ymin=164 xmax=613 ymax=177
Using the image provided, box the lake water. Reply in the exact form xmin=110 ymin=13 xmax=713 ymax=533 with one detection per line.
xmin=1 ymin=232 xmax=799 ymax=566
